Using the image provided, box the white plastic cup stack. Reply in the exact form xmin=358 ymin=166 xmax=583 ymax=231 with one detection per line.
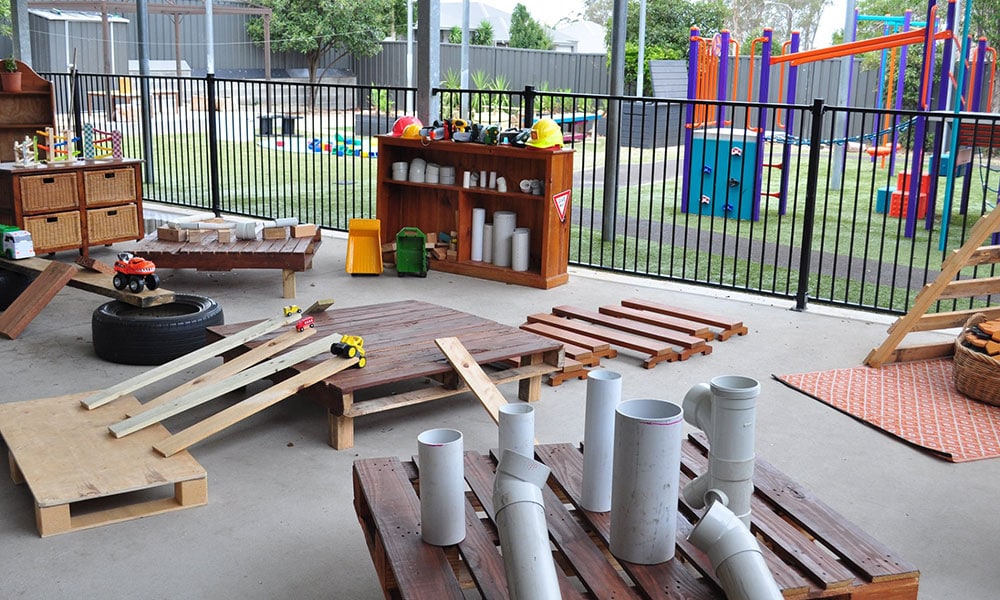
xmin=391 ymin=161 xmax=408 ymax=181
xmin=425 ymin=163 xmax=440 ymax=184
xmin=440 ymin=166 xmax=456 ymax=185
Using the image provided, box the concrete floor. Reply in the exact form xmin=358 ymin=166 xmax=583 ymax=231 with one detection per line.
xmin=1 ymin=229 xmax=997 ymax=599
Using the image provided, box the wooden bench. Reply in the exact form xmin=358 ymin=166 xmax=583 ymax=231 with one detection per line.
xmin=353 ymin=436 xmax=919 ymax=599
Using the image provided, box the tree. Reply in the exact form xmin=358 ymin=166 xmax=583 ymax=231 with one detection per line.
xmin=509 ymin=4 xmax=552 ymax=49
xmin=390 ymin=0 xmax=413 ymax=39
xmin=246 ymin=0 xmax=393 ymax=84
xmin=729 ymin=0 xmax=830 ymax=50
xmin=472 ymin=19 xmax=494 ymax=46
xmin=582 ymin=0 xmax=611 ymax=26
xmin=449 ymin=26 xmax=462 ymax=44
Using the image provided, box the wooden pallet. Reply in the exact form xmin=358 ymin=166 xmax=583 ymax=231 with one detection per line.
xmin=353 ymin=437 xmax=919 ymax=599
xmin=620 ymin=298 xmax=749 ymax=341
xmin=0 ymin=392 xmax=207 ymax=537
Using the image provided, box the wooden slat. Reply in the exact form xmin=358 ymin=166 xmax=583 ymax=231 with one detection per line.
xmin=621 ymin=297 xmax=745 ymax=331
xmin=964 ymin=244 xmax=1000 ymax=266
xmin=552 ymin=304 xmax=708 ymax=349
xmin=82 ymin=314 xmax=298 ymax=409
xmin=154 ymin=355 xmax=357 ymax=456
xmin=353 ymin=457 xmax=466 ymax=600
xmin=519 ymin=321 xmax=612 ymax=352
xmin=910 ymin=306 xmax=1000 ymax=331
xmin=0 ymin=256 xmax=175 ymax=308
xmin=0 ymin=260 xmax=75 ymax=339
xmin=938 ymin=276 xmax=1000 ymax=300
xmin=435 ymin=337 xmax=510 ymax=424
xmin=526 ymin=312 xmax=678 ymax=360
xmin=110 ymin=332 xmax=342 ymax=437
xmin=599 ymin=304 xmax=713 ymax=339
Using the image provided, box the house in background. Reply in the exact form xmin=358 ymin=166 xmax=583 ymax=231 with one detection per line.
xmin=439 ymin=1 xmax=604 ymax=54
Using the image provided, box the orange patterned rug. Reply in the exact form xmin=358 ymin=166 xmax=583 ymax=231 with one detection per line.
xmin=775 ymin=358 xmax=1000 ymax=462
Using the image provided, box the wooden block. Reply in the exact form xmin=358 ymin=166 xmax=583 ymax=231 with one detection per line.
xmin=157 ymin=226 xmax=187 ymax=242
xmin=446 ymin=249 xmax=458 ymax=260
xmin=216 ymin=228 xmax=233 ymax=243
xmin=263 ymin=226 xmax=288 ymax=240
xmin=0 ymin=261 xmax=76 ymax=339
xmin=185 ymin=229 xmax=211 ymax=243
xmin=291 ymin=223 xmax=317 ymax=238
xmin=431 ymin=247 xmax=447 ymax=260
xmin=75 ymin=256 xmax=115 ymax=274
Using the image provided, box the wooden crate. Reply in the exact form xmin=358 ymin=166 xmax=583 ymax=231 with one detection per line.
xmin=353 ymin=438 xmax=919 ymax=599
xmin=87 ymin=203 xmax=139 ymax=244
xmin=83 ymin=167 xmax=137 ymax=206
xmin=23 ymin=210 xmax=82 ymax=251
xmin=19 ymin=172 xmax=79 ymax=213
xmin=0 ymin=392 xmax=207 ymax=537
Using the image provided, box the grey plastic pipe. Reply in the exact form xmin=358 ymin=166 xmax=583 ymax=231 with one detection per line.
xmin=493 ymin=450 xmax=561 ymax=600
xmin=688 ymin=501 xmax=782 ymax=600
xmin=683 ymin=375 xmax=760 ymax=527
xmin=580 ymin=369 xmax=622 ymax=512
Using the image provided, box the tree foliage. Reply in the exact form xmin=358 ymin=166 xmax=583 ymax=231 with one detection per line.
xmin=582 ymin=0 xmax=611 ymax=26
xmin=729 ymin=0 xmax=830 ymax=50
xmin=246 ymin=0 xmax=393 ymax=84
xmin=448 ymin=21 xmax=495 ymax=46
xmin=509 ymin=4 xmax=552 ymax=49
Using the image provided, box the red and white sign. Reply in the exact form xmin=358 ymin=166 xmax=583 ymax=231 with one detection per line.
xmin=552 ymin=190 xmax=571 ymax=223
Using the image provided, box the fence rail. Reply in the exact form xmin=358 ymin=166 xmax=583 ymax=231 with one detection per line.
xmin=44 ymin=71 xmax=999 ymax=315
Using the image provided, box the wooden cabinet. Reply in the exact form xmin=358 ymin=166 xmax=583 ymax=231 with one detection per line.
xmin=0 ymin=159 xmax=145 ymax=255
xmin=0 ymin=61 xmax=56 ymax=163
xmin=376 ymin=136 xmax=574 ymax=289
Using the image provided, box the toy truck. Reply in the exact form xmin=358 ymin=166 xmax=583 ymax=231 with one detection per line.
xmin=331 ymin=334 xmax=367 ymax=368
xmin=2 ymin=228 xmax=35 ymax=259
xmin=112 ymin=251 xmax=160 ymax=293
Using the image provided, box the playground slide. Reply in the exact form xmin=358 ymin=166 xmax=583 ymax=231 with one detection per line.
xmin=346 ymin=219 xmax=384 ymax=275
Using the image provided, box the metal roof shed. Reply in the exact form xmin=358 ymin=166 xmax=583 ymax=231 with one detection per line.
xmin=29 ymin=8 xmax=130 ymax=73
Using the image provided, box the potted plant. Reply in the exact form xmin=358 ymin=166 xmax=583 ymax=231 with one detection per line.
xmin=1 ymin=58 xmax=21 ymax=92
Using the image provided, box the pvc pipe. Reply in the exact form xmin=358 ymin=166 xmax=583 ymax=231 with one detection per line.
xmin=493 ymin=450 xmax=561 ymax=600
xmin=470 ymin=207 xmax=485 ymax=262
xmin=492 ymin=211 xmax=516 ymax=268
xmin=482 ymin=223 xmax=493 ymax=263
xmin=688 ymin=501 xmax=782 ymax=600
xmin=580 ymin=369 xmax=622 ymax=512
xmin=499 ymin=403 xmax=534 ymax=458
xmin=683 ymin=375 xmax=760 ymax=527
xmin=417 ymin=428 xmax=466 ymax=546
xmin=609 ymin=398 xmax=684 ymax=564
xmin=511 ymin=227 xmax=530 ymax=272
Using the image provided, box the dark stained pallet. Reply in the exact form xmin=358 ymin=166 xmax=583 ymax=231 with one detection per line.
xmin=353 ymin=439 xmax=918 ymax=599
xmin=621 ymin=298 xmax=749 ymax=341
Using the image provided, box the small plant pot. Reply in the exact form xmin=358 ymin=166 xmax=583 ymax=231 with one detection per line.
xmin=2 ymin=71 xmax=22 ymax=93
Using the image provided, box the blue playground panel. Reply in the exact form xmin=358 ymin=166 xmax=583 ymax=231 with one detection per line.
xmin=687 ymin=129 xmax=759 ymax=220
xmin=876 ymin=186 xmax=895 ymax=213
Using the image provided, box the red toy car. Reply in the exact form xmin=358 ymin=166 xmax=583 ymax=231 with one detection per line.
xmin=112 ymin=252 xmax=160 ymax=293
xmin=295 ymin=315 xmax=315 ymax=332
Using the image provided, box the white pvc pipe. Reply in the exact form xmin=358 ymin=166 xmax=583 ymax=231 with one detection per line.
xmin=609 ymin=398 xmax=684 ymax=564
xmin=580 ymin=369 xmax=622 ymax=512
xmin=688 ymin=501 xmax=783 ymax=600
xmin=470 ymin=208 xmax=486 ymax=262
xmin=511 ymin=227 xmax=530 ymax=272
xmin=417 ymin=428 xmax=466 ymax=546
xmin=682 ymin=375 xmax=760 ymax=527
xmin=493 ymin=450 xmax=561 ymax=600
xmin=492 ymin=210 xmax=516 ymax=267
xmin=482 ymin=223 xmax=493 ymax=263
xmin=499 ymin=403 xmax=535 ymax=458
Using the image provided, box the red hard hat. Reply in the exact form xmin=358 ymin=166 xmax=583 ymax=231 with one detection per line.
xmin=391 ymin=116 xmax=423 ymax=137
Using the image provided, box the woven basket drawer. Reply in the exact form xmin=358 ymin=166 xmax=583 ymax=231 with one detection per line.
xmin=88 ymin=204 xmax=139 ymax=244
xmin=84 ymin=168 xmax=137 ymax=206
xmin=19 ymin=173 xmax=79 ymax=213
xmin=23 ymin=211 xmax=82 ymax=251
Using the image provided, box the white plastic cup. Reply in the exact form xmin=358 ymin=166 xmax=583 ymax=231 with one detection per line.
xmin=418 ymin=428 xmax=466 ymax=546
xmin=499 ymin=403 xmax=535 ymax=458
xmin=609 ymin=399 xmax=684 ymax=564
xmin=580 ymin=369 xmax=622 ymax=513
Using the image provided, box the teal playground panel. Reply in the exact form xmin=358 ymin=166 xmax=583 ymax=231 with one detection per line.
xmin=687 ymin=128 xmax=759 ymax=220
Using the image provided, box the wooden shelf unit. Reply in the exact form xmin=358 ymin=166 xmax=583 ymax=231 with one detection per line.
xmin=0 ymin=61 xmax=56 ymax=163
xmin=0 ymin=159 xmax=145 ymax=256
xmin=376 ymin=136 xmax=574 ymax=289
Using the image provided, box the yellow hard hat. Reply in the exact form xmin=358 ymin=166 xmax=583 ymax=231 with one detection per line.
xmin=401 ymin=123 xmax=423 ymax=139
xmin=526 ymin=118 xmax=563 ymax=149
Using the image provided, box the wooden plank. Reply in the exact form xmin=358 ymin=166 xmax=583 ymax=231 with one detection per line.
xmin=0 ymin=256 xmax=175 ymax=308
xmin=909 ymin=306 xmax=1000 ymax=331
xmin=0 ymin=260 xmax=76 ymax=339
xmin=526 ymin=312 xmax=678 ymax=359
xmin=891 ymin=342 xmax=955 ymax=363
xmin=519 ymin=321 xmax=611 ymax=352
xmin=109 ymin=332 xmax=342 ymax=437
xmin=81 ymin=314 xmax=298 ymax=409
xmin=938 ymin=275 xmax=1000 ymax=300
xmin=552 ymin=305 xmax=708 ymax=349
xmin=435 ymin=337 xmax=509 ymax=424
xmin=621 ymin=297 xmax=745 ymax=331
xmin=599 ymin=304 xmax=714 ymax=339
xmin=964 ymin=244 xmax=1000 ymax=267
xmin=124 ymin=327 xmax=316 ymax=417
xmin=154 ymin=356 xmax=357 ymax=456
xmin=75 ymin=255 xmax=115 ymax=274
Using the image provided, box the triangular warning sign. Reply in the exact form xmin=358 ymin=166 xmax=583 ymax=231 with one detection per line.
xmin=552 ymin=190 xmax=570 ymax=223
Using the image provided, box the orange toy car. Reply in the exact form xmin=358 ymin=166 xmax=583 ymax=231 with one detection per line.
xmin=112 ymin=252 xmax=160 ymax=293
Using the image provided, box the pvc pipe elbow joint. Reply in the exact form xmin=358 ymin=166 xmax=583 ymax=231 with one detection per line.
xmin=683 ymin=382 xmax=713 ymax=432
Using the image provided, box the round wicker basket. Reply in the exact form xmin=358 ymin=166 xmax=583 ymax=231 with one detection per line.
xmin=953 ymin=313 xmax=1000 ymax=407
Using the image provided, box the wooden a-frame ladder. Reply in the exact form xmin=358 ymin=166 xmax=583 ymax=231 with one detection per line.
xmin=865 ymin=205 xmax=1000 ymax=367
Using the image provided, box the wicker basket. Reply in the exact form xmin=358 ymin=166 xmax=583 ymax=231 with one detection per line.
xmin=84 ymin=168 xmax=137 ymax=206
xmin=23 ymin=211 xmax=82 ymax=251
xmin=87 ymin=204 xmax=139 ymax=244
xmin=19 ymin=173 xmax=79 ymax=212
xmin=953 ymin=313 xmax=1000 ymax=406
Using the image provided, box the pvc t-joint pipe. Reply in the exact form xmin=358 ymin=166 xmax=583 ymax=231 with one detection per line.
xmin=682 ymin=375 xmax=761 ymax=527
xmin=493 ymin=450 xmax=561 ymax=600
xmin=688 ymin=501 xmax=782 ymax=600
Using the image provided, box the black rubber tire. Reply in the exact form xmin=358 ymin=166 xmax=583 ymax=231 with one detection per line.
xmin=0 ymin=269 xmax=32 ymax=310
xmin=92 ymin=294 xmax=225 ymax=365
xmin=127 ymin=277 xmax=144 ymax=293
xmin=113 ymin=273 xmax=127 ymax=290
xmin=145 ymin=273 xmax=160 ymax=290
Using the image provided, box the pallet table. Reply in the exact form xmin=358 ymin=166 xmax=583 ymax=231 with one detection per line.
xmin=0 ymin=391 xmax=206 ymax=537
xmin=206 ymin=301 xmax=563 ymax=450
xmin=133 ymin=228 xmax=322 ymax=299
xmin=353 ymin=436 xmax=919 ymax=599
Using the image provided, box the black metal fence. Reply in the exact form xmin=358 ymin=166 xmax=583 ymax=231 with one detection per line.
xmin=45 ymin=71 xmax=1000 ymax=315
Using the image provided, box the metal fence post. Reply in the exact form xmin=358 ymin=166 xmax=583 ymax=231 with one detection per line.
xmin=206 ymin=73 xmax=221 ymax=217
xmin=795 ymin=98 xmax=826 ymax=311
xmin=522 ymin=85 xmax=536 ymax=129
